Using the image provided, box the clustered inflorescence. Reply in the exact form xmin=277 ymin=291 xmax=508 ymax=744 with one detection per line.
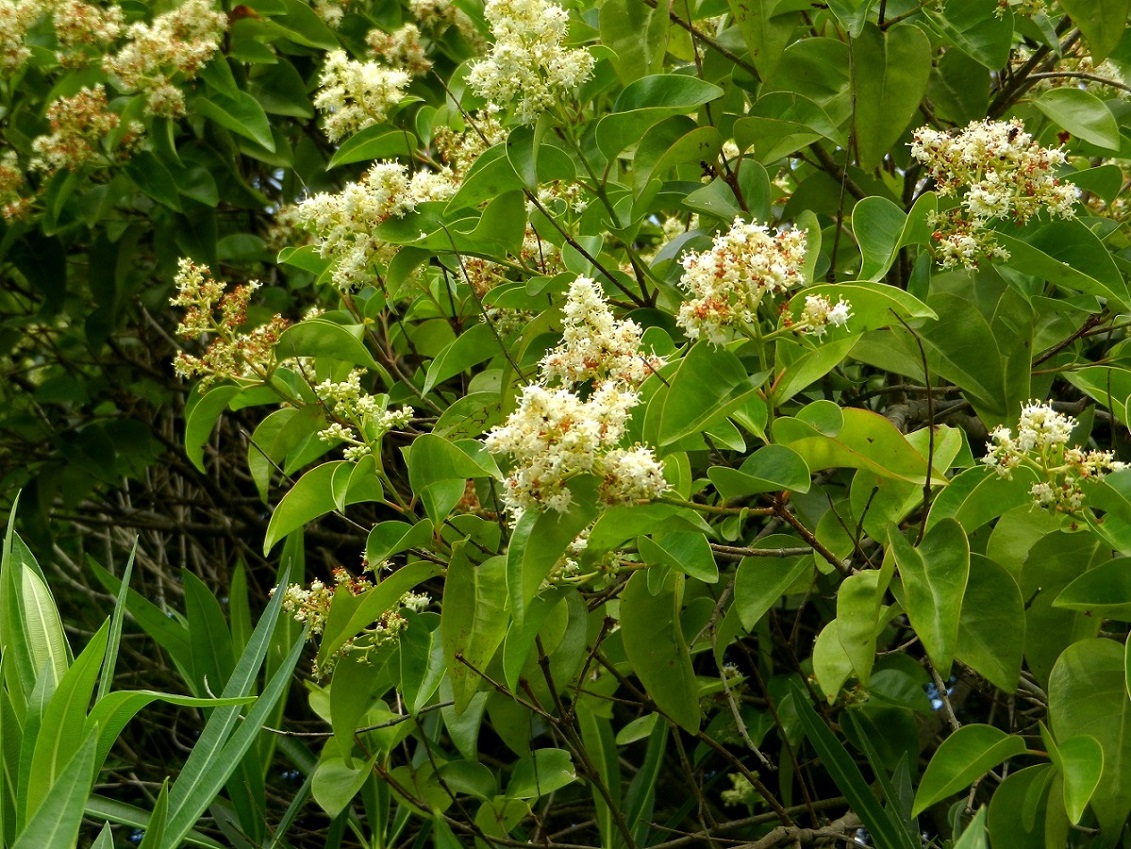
xmin=676 ymin=217 xmax=846 ymax=345
xmin=275 ymin=567 xmax=431 ymax=677
xmin=910 ymin=119 xmax=1079 ymax=268
xmin=485 ymin=277 xmax=668 ymax=516
xmin=982 ymin=400 xmax=1126 ymax=512
xmin=466 ymin=0 xmax=595 ymax=122
xmin=170 ymin=259 xmax=289 ymax=387
xmin=315 ymin=370 xmax=414 ymax=462
xmin=293 ymin=160 xmax=456 ymax=291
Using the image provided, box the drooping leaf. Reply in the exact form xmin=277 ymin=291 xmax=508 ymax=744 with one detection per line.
xmin=441 ymin=546 xmax=508 ymax=712
xmin=851 ymin=23 xmax=931 ymax=169
xmin=913 ymin=725 xmax=1028 ymax=816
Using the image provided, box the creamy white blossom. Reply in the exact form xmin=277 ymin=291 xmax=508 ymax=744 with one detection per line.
xmin=314 ymin=50 xmax=411 ymax=142
xmin=466 ymin=0 xmax=595 ymax=122
xmin=676 ymin=217 xmax=808 ymax=345
xmin=911 ymin=119 xmax=1079 ymax=268
xmin=982 ymin=400 xmax=1125 ymax=512
xmin=795 ymin=294 xmax=852 ymax=338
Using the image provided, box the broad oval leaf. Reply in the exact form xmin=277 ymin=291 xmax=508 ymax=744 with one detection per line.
xmin=913 ymin=725 xmax=1028 ymax=816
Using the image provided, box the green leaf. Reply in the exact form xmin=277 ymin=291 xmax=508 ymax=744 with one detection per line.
xmin=654 ymin=342 xmax=766 ymax=448
xmin=124 ymin=152 xmax=182 ymax=211
xmin=83 ymin=796 xmax=223 ymax=848
xmin=1066 ymin=366 xmax=1131 ymax=425
xmin=506 ymin=749 xmax=577 ymax=799
xmin=184 ymin=386 xmax=241 ymax=473
xmin=312 ymin=751 xmax=380 ymax=817
xmin=1041 ymin=725 xmax=1104 ymax=825
xmin=195 ymin=92 xmax=276 ymax=151
xmin=922 ymin=0 xmax=1015 ymax=69
xmin=135 ymin=779 xmax=168 ymax=849
xmin=913 ymin=725 xmax=1028 ymax=816
xmin=25 ymin=620 xmax=107 ymax=820
xmin=11 ymin=731 xmax=96 ymax=849
xmin=96 ymin=540 xmax=136 ymax=702
xmin=1059 ymin=0 xmax=1129 ymax=62
xmin=507 ymin=491 xmax=598 ymax=626
xmin=851 ymin=23 xmax=932 ymax=169
xmin=637 ymin=531 xmax=717 ymax=583
xmin=734 ymin=92 xmax=843 ymax=164
xmin=1048 ymin=638 xmax=1131 ymax=838
xmin=776 ymin=406 xmax=943 ymax=485
xmin=734 ymin=546 xmax=813 ymax=631
xmin=620 ymin=570 xmax=700 ymax=732
xmin=596 ymin=75 xmax=725 ymax=159
xmin=276 ymin=319 xmax=380 ymax=370
xmin=812 ymin=621 xmax=854 ymax=700
xmin=957 ymin=555 xmax=1024 ymax=692
xmin=727 ymin=0 xmax=796 ymax=80
xmin=836 ymin=568 xmax=887 ymax=685
xmin=851 ymin=192 xmax=938 ymax=281
xmin=442 ymin=547 xmax=508 ymax=712
xmin=586 ymin=503 xmax=712 ymax=553
xmin=365 ymin=519 xmax=434 ymax=568
xmin=1054 ymin=557 xmax=1131 ymax=620
xmin=792 ymin=681 xmax=919 ymax=849
xmin=786 ymin=280 xmax=937 ymax=333
xmin=952 ymin=806 xmax=988 ymax=849
xmin=263 ymin=462 xmax=342 ymax=554
xmin=599 ymin=0 xmax=668 ymax=84
xmin=889 ymin=520 xmax=970 ymax=675
xmin=318 ymin=561 xmax=442 ymax=664
xmin=1033 ymin=88 xmax=1121 ymax=150
xmin=708 ymin=444 xmax=811 ymax=500
xmin=925 ymin=465 xmax=1040 ymax=535
xmin=326 ymin=126 xmax=417 ymax=169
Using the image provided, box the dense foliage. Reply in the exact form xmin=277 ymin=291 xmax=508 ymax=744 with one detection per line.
xmin=7 ymin=0 xmax=1131 ymax=847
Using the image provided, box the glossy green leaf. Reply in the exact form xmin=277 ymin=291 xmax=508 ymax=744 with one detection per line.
xmin=851 ymin=23 xmax=931 ymax=169
xmin=727 ymin=0 xmax=796 ymax=80
xmin=637 ymin=531 xmax=717 ymax=583
xmin=124 ymin=152 xmax=182 ymax=211
xmin=327 ymin=126 xmax=417 ymax=169
xmin=276 ymin=319 xmax=380 ymax=369
xmin=506 ymin=486 xmax=597 ymax=626
xmin=1042 ymin=724 xmax=1104 ymax=826
xmin=507 ymin=749 xmax=577 ymax=799
xmin=890 ymin=520 xmax=970 ymax=676
xmin=708 ymin=444 xmax=811 ymax=501
xmin=620 ymin=569 xmax=700 ymax=732
xmin=852 ymin=192 xmax=937 ymax=281
xmin=952 ymin=806 xmax=988 ymax=849
xmin=913 ymin=725 xmax=1028 ymax=815
xmin=598 ymin=0 xmax=668 ymax=84
xmin=596 ymin=75 xmax=724 ymax=158
xmin=1054 ymin=557 xmax=1131 ymax=620
xmin=734 ymin=542 xmax=813 ymax=631
xmin=812 ymin=620 xmax=854 ymax=701
xmin=1034 ymin=88 xmax=1121 ymax=150
xmin=734 ymin=92 xmax=843 ymax=164
xmin=1059 ymin=0 xmax=1129 ymax=62
xmin=263 ymin=462 xmax=342 ymax=554
xmin=776 ymin=406 xmax=944 ymax=485
xmin=836 ymin=568 xmax=887 ymax=685
xmin=1048 ymin=638 xmax=1131 ymax=838
xmin=922 ymin=0 xmax=1014 ymax=69
xmin=787 ymin=280 xmax=936 ymax=334
xmin=955 ymin=554 xmax=1024 ymax=692
xmin=195 ymin=91 xmax=275 ymax=151
xmin=1066 ymin=366 xmax=1131 ymax=425
xmin=586 ymin=503 xmax=711 ymax=553
xmin=925 ymin=465 xmax=1040 ymax=534
xmin=442 ymin=547 xmax=508 ymax=712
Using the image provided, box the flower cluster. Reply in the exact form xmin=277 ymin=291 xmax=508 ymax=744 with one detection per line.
xmin=0 ymin=151 xmax=32 ymax=222
xmin=794 ymin=294 xmax=853 ymax=338
xmin=676 ymin=217 xmax=809 ymax=345
xmin=102 ymin=0 xmax=227 ymax=117
xmin=30 ymin=85 xmax=126 ymax=174
xmin=466 ymin=0 xmax=595 ymax=122
xmin=53 ymin=0 xmax=123 ymax=65
xmin=433 ymin=111 xmax=506 ymax=180
xmin=485 ymin=277 xmax=667 ymax=515
xmin=367 ymin=23 xmax=431 ymax=75
xmin=275 ymin=567 xmax=418 ymax=677
xmin=314 ymin=370 xmax=414 ymax=462
xmin=0 ymin=0 xmax=44 ymax=71
xmin=910 ymin=119 xmax=1079 ymax=268
xmin=982 ymin=400 xmax=1125 ymax=512
xmin=313 ymin=50 xmax=411 ymax=142
xmin=170 ymin=259 xmax=289 ymax=388
xmin=294 ymin=160 xmax=456 ymax=290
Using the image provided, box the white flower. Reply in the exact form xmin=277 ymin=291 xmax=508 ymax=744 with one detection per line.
xmin=314 ymin=50 xmax=411 ymax=142
xmin=677 ymin=217 xmax=807 ymax=345
xmin=466 ymin=0 xmax=595 ymax=122
xmin=795 ymin=294 xmax=852 ymax=338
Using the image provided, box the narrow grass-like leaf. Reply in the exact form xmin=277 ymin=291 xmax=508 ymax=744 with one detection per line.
xmin=164 ymin=631 xmax=304 ymax=847
xmin=84 ymin=796 xmax=224 ymax=849
xmin=96 ymin=539 xmax=137 ymax=703
xmin=136 ymin=778 xmax=168 ymax=849
xmin=164 ymin=566 xmax=290 ymax=838
xmin=11 ymin=730 xmax=96 ymax=849
xmin=792 ymin=681 xmax=919 ymax=849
